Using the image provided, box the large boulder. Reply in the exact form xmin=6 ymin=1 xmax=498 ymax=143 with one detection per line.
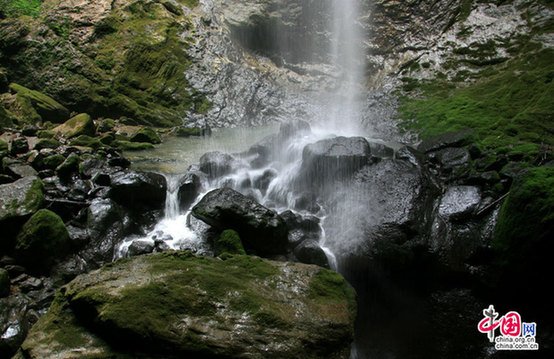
xmin=52 ymin=113 xmax=96 ymax=139
xmin=300 ymin=136 xmax=372 ymax=187
xmin=19 ymin=252 xmax=356 ymax=359
xmin=192 ymin=188 xmax=288 ymax=255
xmin=109 ymin=171 xmax=167 ymax=210
xmin=130 ymin=127 xmax=162 ymax=144
xmin=8 ymin=83 xmax=70 ymax=123
xmin=0 ymin=269 xmax=9 ymax=297
xmin=14 ymin=209 xmax=71 ymax=273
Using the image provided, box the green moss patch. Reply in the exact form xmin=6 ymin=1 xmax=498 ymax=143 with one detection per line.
xmin=15 ymin=208 xmax=71 ymax=273
xmin=399 ymin=48 xmax=553 ymax=163
xmin=0 ymin=0 xmax=41 ymax=18
xmin=214 ymin=229 xmax=246 ymax=256
xmin=9 ymin=83 xmax=70 ymax=123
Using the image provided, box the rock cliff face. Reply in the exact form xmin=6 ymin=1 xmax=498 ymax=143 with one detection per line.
xmin=18 ymin=252 xmax=356 ymax=359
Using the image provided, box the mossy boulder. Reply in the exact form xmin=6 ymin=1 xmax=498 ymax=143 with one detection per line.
xmin=0 ymin=176 xmax=44 ymax=223
xmin=15 ymin=209 xmax=71 ymax=273
xmin=55 ymin=153 xmax=80 ymax=179
xmin=215 ymin=229 xmax=246 ymax=256
xmin=20 ymin=252 xmax=356 ymax=358
xmin=34 ymin=138 xmax=60 ymax=151
xmin=0 ymin=139 xmax=8 ymax=153
xmin=8 ymin=83 xmax=69 ymax=123
xmin=52 ymin=113 xmax=95 ymax=139
xmin=0 ymin=268 xmax=9 ymax=297
xmin=130 ymin=127 xmax=161 ymax=144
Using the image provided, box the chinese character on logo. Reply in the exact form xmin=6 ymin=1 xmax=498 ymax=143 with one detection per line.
xmin=500 ymin=311 xmax=521 ymax=337
xmin=522 ymin=322 xmax=537 ymax=337
xmin=478 ymin=305 xmax=501 ymax=342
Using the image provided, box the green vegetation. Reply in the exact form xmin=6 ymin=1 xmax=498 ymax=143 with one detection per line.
xmin=69 ymin=135 xmax=102 ymax=149
xmin=15 ymin=209 xmax=70 ymax=272
xmin=494 ymin=166 xmax=554 ymax=252
xmin=21 ymin=177 xmax=44 ymax=214
xmin=8 ymin=83 xmax=70 ymax=123
xmin=214 ymin=229 xmax=246 ymax=256
xmin=399 ymin=48 xmax=553 ymax=162
xmin=42 ymin=153 xmax=65 ymax=169
xmin=0 ymin=0 xmax=41 ymax=18
xmin=56 ymin=153 xmax=80 ymax=177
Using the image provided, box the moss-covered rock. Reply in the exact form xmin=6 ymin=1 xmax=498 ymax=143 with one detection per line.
xmin=8 ymin=83 xmax=69 ymax=123
xmin=36 ymin=130 xmax=55 ymax=139
xmin=52 ymin=113 xmax=95 ymax=139
xmin=130 ymin=127 xmax=161 ymax=144
xmin=174 ymin=126 xmax=207 ymax=137
xmin=214 ymin=229 xmax=246 ymax=256
xmin=42 ymin=154 xmax=65 ymax=170
xmin=34 ymin=138 xmax=60 ymax=151
xmin=20 ymin=252 xmax=356 ymax=358
xmin=69 ymin=135 xmax=102 ymax=149
xmin=114 ymin=140 xmax=154 ymax=151
xmin=0 ymin=138 xmax=8 ymax=153
xmin=55 ymin=153 xmax=80 ymax=178
xmin=0 ymin=268 xmax=9 ymax=297
xmin=0 ymin=176 xmax=44 ymax=222
xmin=15 ymin=209 xmax=71 ymax=273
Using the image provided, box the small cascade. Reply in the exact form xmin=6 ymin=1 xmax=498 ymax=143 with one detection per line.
xmin=116 ymin=174 xmax=211 ymax=258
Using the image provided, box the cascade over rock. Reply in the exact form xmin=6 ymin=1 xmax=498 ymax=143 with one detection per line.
xmin=18 ymin=252 xmax=356 ymax=359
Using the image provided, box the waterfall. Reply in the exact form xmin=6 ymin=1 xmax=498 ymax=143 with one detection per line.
xmin=327 ymin=0 xmax=365 ymax=135
xmin=164 ymin=175 xmax=181 ymax=220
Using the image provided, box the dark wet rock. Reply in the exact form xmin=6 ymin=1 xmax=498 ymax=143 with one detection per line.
xmin=20 ymin=253 xmax=356 ymax=359
xmin=252 ymin=168 xmax=277 ymax=195
xmin=84 ymin=198 xmax=127 ymax=265
xmin=109 ymin=171 xmax=166 ymax=210
xmin=0 ymin=269 xmax=9 ymax=297
xmin=18 ymin=277 xmax=43 ymax=293
xmin=246 ymin=142 xmax=273 ymax=168
xmin=107 ymin=156 xmax=131 ymax=168
xmin=199 ymin=151 xmax=241 ymax=179
xmin=323 ymin=157 xmax=438 ymax=258
xmin=78 ymin=157 xmax=105 ymax=178
xmin=300 ymin=136 xmax=372 ymax=186
xmin=127 ymin=240 xmax=155 ymax=257
xmin=9 ymin=137 xmax=28 ymax=155
xmin=42 ymin=154 xmax=65 ymax=170
xmin=368 ymin=142 xmax=395 ymax=159
xmin=14 ymin=209 xmax=71 ymax=274
xmin=417 ymin=130 xmax=473 ymax=153
xmin=177 ymin=172 xmax=203 ymax=211
xmin=92 ymin=172 xmax=111 ymax=187
xmin=293 ymin=191 xmax=320 ymax=213
xmin=438 ymin=186 xmax=481 ymax=221
xmin=192 ymin=188 xmax=288 ymax=255
xmin=434 ymin=147 xmax=471 ymax=170
xmin=294 ymin=239 xmax=329 ymax=268
xmin=0 ymin=294 xmax=33 ymax=358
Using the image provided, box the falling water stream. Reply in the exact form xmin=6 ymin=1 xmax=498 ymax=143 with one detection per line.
xmin=120 ymin=1 xmax=395 ymax=358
